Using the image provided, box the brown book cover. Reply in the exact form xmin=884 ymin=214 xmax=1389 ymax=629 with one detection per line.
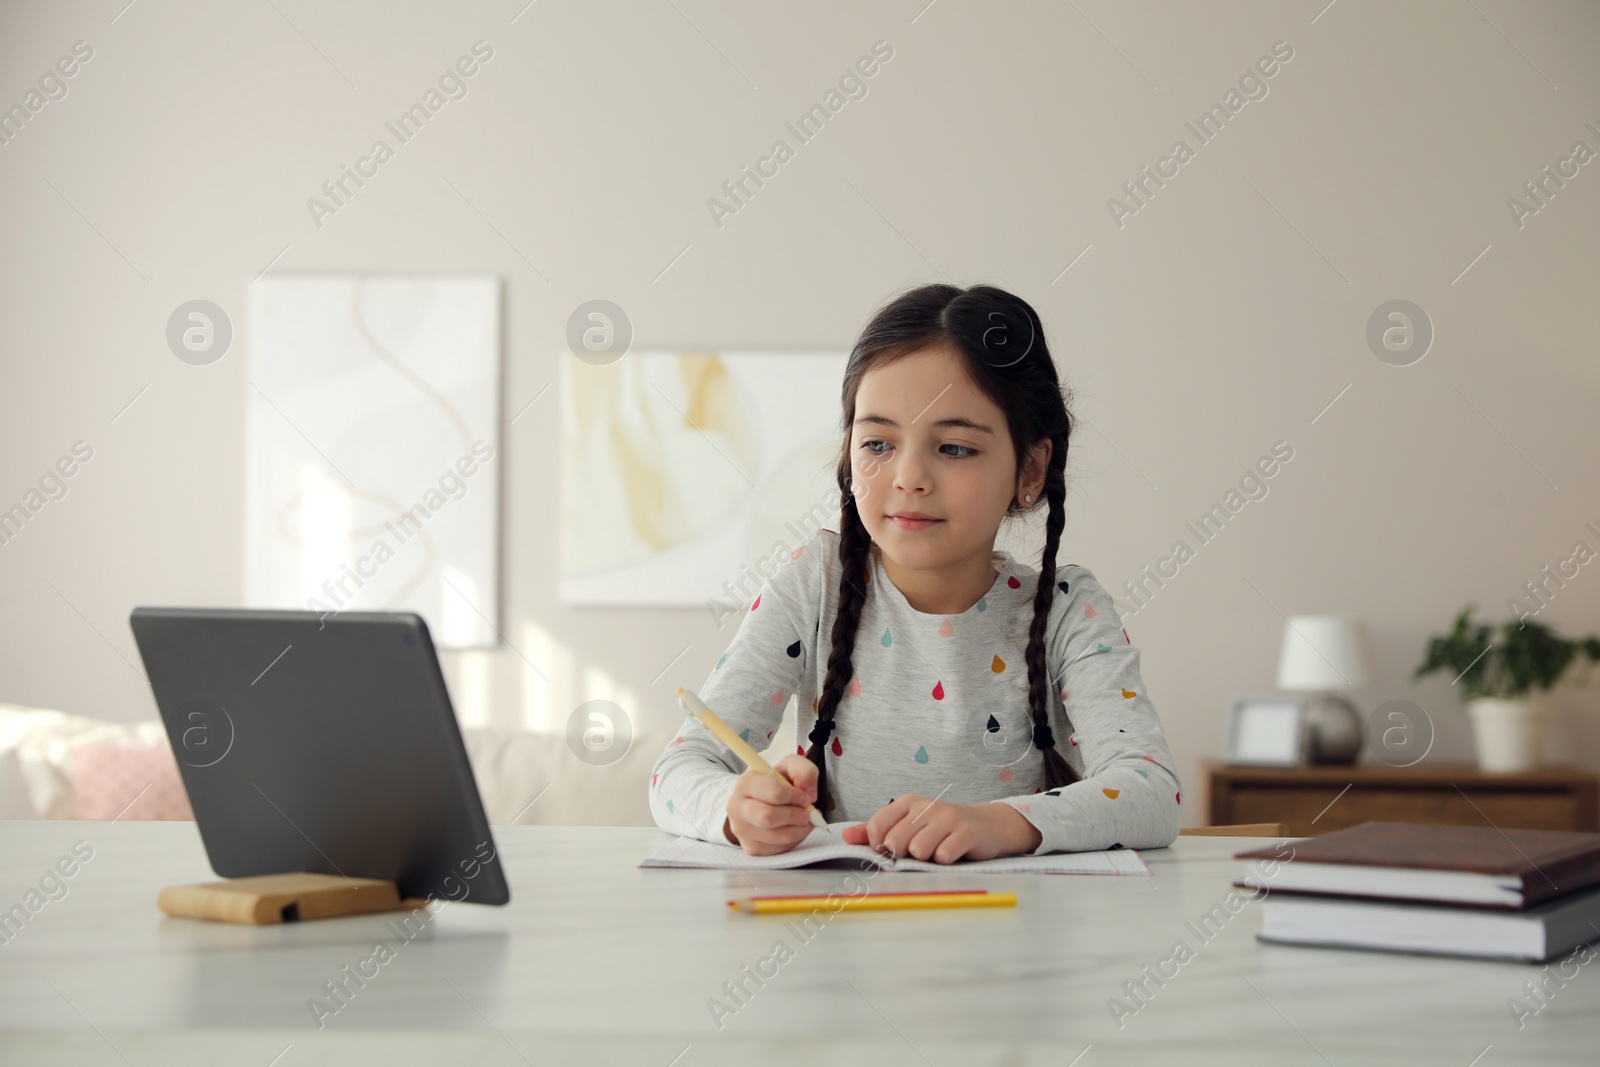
xmin=1233 ymin=821 xmax=1600 ymax=909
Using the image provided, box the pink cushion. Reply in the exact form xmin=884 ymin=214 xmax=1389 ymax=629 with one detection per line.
xmin=70 ymin=744 xmax=194 ymax=821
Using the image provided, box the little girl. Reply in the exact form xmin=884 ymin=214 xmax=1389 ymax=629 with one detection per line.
xmin=648 ymin=284 xmax=1182 ymax=863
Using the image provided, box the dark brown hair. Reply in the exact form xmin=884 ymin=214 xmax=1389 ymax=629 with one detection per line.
xmin=805 ymin=283 xmax=1081 ymax=813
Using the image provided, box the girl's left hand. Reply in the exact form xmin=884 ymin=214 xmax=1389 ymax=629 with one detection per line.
xmin=839 ymin=796 xmax=1043 ymax=864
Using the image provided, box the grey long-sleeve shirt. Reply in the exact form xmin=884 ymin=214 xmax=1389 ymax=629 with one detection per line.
xmin=648 ymin=527 xmax=1183 ymax=855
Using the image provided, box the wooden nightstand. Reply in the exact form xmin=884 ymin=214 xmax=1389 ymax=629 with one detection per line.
xmin=1202 ymin=761 xmax=1600 ymax=836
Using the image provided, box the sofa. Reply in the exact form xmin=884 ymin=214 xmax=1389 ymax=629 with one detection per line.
xmin=0 ymin=703 xmax=655 ymax=827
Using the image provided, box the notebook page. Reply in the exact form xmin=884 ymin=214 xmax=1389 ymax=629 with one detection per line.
xmin=640 ymin=821 xmax=885 ymax=870
xmin=641 ymin=822 xmax=1152 ymax=875
xmin=892 ymin=849 xmax=1152 ymax=875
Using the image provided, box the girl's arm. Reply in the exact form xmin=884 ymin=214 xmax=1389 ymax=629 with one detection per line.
xmin=993 ymin=567 xmax=1183 ymax=854
xmin=647 ymin=539 xmax=818 ymax=844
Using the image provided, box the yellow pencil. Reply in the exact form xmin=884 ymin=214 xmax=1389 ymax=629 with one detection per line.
xmin=728 ymin=891 xmax=1017 ymax=914
xmin=676 ymin=686 xmax=829 ymax=833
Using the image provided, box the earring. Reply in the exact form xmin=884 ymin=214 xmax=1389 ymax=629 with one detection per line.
xmin=1024 ymin=494 xmax=1033 ymax=504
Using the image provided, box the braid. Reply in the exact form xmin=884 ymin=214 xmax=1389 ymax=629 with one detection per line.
xmin=806 ymin=483 xmax=872 ymax=815
xmin=1022 ymin=452 xmax=1081 ymax=789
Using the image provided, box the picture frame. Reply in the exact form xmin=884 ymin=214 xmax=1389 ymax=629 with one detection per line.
xmin=1224 ymin=697 xmax=1307 ymax=766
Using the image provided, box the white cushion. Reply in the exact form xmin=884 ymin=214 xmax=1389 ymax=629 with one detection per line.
xmin=0 ymin=705 xmax=166 ymax=819
xmin=0 ymin=747 xmax=35 ymax=818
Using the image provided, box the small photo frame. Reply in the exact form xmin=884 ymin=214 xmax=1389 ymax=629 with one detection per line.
xmin=1224 ymin=698 xmax=1307 ymax=766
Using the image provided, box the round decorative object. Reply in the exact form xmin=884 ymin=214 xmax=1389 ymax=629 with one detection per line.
xmin=1303 ymin=695 xmax=1363 ymax=764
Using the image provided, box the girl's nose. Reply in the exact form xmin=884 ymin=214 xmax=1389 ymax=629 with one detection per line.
xmin=892 ymin=450 xmax=929 ymax=494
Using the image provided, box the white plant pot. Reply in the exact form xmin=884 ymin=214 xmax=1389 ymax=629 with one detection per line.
xmin=1466 ymin=697 xmax=1547 ymax=773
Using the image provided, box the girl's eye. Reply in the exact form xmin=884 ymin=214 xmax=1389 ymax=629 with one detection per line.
xmin=860 ymin=440 xmax=975 ymax=459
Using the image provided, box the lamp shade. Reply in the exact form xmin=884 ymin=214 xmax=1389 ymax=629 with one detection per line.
xmin=1277 ymin=616 xmax=1373 ymax=690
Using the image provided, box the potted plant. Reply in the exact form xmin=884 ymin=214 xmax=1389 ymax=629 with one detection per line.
xmin=1414 ymin=606 xmax=1600 ymax=772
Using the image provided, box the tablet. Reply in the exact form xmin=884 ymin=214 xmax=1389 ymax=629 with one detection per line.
xmin=129 ymin=607 xmax=509 ymax=906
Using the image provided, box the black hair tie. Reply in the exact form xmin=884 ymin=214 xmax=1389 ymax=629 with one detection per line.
xmin=809 ymin=718 xmax=836 ymax=746
xmin=1032 ymin=722 xmax=1055 ymax=750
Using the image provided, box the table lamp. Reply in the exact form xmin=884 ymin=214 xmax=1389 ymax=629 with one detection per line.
xmin=1277 ymin=616 xmax=1373 ymax=764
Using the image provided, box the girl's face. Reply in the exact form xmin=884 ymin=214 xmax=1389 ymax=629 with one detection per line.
xmin=850 ymin=344 xmax=1044 ymax=571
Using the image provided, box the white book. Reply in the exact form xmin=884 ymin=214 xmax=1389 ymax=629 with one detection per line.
xmin=640 ymin=821 xmax=1152 ymax=875
xmin=1257 ymin=884 xmax=1600 ymax=963
xmin=1242 ymin=861 xmax=1527 ymax=907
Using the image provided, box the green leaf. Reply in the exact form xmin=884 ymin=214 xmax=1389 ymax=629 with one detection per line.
xmin=1416 ymin=605 xmax=1600 ymax=699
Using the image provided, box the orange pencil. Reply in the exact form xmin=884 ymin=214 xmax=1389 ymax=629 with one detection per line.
xmin=677 ymin=687 xmax=829 ymax=832
xmin=727 ymin=890 xmax=1017 ymax=914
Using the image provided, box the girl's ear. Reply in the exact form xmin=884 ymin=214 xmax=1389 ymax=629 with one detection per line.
xmin=1018 ymin=439 xmax=1052 ymax=501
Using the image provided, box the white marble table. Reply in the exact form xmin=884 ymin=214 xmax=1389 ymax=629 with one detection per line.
xmin=0 ymin=819 xmax=1593 ymax=1065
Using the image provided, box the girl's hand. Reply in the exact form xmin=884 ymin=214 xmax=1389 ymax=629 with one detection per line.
xmin=723 ymin=755 xmax=820 ymax=856
xmin=840 ymin=796 xmax=1043 ymax=863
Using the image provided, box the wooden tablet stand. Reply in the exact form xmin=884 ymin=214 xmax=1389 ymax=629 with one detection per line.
xmin=158 ymin=872 xmax=431 ymax=925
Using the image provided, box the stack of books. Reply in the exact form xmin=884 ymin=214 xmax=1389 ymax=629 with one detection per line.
xmin=1233 ymin=821 xmax=1600 ymax=962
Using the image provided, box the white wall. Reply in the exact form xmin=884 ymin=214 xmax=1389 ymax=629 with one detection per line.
xmin=3 ymin=0 xmax=1599 ymax=827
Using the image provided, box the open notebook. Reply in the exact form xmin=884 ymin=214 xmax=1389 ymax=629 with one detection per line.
xmin=640 ymin=821 xmax=1151 ymax=875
